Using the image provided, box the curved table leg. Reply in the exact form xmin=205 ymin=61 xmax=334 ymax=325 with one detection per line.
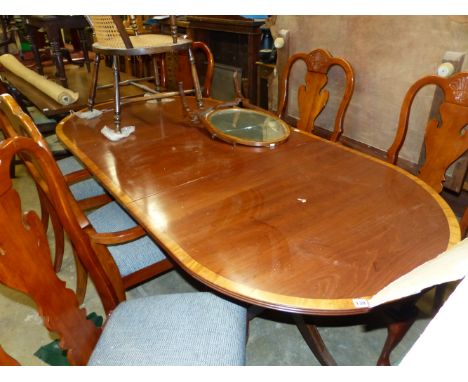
xmin=294 ymin=314 xmax=337 ymax=366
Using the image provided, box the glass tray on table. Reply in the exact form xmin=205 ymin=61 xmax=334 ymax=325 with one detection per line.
xmin=202 ymin=107 xmax=291 ymax=147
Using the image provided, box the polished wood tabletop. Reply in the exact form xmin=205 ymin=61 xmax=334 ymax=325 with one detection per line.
xmin=56 ymin=97 xmax=460 ymax=316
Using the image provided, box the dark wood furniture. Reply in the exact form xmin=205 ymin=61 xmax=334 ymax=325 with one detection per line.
xmin=277 ymin=48 xmax=354 ymax=142
xmin=116 ymin=19 xmax=214 ymax=98
xmin=387 ymin=73 xmax=468 ymax=194
xmin=24 ymin=15 xmax=91 ymax=88
xmin=378 ymin=72 xmax=468 ymax=365
xmin=86 ymin=16 xmax=203 ymax=132
xmin=186 ymin=16 xmax=264 ymax=103
xmin=423 ymin=53 xmax=466 ymax=194
xmin=162 ymin=41 xmax=214 ymax=97
xmin=56 ymin=96 xmax=459 ymax=366
xmin=256 ymin=61 xmax=275 ymax=110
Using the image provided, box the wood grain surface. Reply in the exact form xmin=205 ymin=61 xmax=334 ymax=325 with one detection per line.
xmin=56 ymin=97 xmax=460 ymax=315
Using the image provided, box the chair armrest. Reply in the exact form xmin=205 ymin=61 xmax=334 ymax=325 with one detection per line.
xmin=87 ymin=225 xmax=146 ymax=245
xmin=64 ymin=168 xmax=93 ymax=185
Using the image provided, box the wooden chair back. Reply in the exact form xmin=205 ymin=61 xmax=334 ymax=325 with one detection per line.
xmin=277 ymin=48 xmax=354 ymax=142
xmin=163 ymin=41 xmax=214 ymax=97
xmin=0 ymin=136 xmax=105 ymax=365
xmin=0 ymin=93 xmax=50 ymax=149
xmin=387 ymin=73 xmax=468 ymax=193
xmin=1 ymin=94 xmax=174 ymax=312
xmin=0 ymin=94 xmax=121 ymax=313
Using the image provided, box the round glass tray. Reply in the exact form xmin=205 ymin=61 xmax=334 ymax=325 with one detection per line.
xmin=202 ymin=107 xmax=290 ymax=147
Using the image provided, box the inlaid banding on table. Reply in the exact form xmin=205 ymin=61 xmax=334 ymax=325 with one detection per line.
xmin=56 ymin=98 xmax=459 ymax=315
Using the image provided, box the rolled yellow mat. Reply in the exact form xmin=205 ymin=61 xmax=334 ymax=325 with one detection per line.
xmin=0 ymin=54 xmax=79 ymax=105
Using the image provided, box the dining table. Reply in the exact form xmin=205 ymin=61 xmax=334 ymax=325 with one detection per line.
xmin=56 ymin=96 xmax=460 ymax=365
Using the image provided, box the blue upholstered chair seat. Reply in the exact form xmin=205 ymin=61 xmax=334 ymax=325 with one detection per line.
xmin=87 ymin=201 xmax=167 ymax=277
xmin=56 ymin=156 xmax=106 ymax=201
xmin=88 ymin=292 xmax=247 ymax=365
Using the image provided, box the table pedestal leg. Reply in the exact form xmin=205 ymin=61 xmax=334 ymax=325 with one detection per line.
xmin=294 ymin=314 xmax=337 ymax=366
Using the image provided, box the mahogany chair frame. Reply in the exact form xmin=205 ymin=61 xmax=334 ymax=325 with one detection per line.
xmin=0 ymin=94 xmax=173 ymax=314
xmin=0 ymin=93 xmax=111 ymax=274
xmin=277 ymin=48 xmax=354 ymax=142
xmin=380 ymin=73 xmax=468 ymax=365
xmin=0 ymin=136 xmax=113 ymax=365
xmin=387 ymin=74 xmax=468 ymax=193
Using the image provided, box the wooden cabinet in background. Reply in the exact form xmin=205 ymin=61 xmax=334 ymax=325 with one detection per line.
xmin=185 ymin=16 xmax=264 ymax=103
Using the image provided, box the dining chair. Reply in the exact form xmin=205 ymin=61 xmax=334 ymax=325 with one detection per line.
xmin=0 ymin=93 xmax=110 ymax=272
xmin=122 ymin=41 xmax=214 ymax=98
xmin=162 ymin=41 xmax=214 ymax=97
xmin=276 ymin=48 xmax=354 ymax=142
xmin=379 ymin=72 xmax=468 ymax=365
xmin=86 ymin=16 xmax=204 ymax=132
xmin=0 ymin=136 xmax=247 ymax=366
xmin=0 ymin=93 xmax=174 ymax=313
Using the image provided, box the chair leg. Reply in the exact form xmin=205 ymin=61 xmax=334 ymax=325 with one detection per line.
xmin=293 ymin=314 xmax=337 ymax=365
xmin=245 ymin=305 xmax=266 ymax=341
xmin=377 ymin=320 xmax=415 ymax=366
xmin=78 ymin=28 xmax=91 ymax=72
xmin=159 ymin=55 xmax=167 ymax=89
xmin=247 ymin=305 xmax=265 ymax=321
xmin=151 ymin=55 xmax=161 ymax=92
xmin=376 ymin=300 xmax=419 ymax=366
xmin=112 ymin=55 xmax=122 ymax=132
xmin=188 ymin=47 xmax=204 ymax=109
xmin=87 ymin=53 xmax=100 ymax=111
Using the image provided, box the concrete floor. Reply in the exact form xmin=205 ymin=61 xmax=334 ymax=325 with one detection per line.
xmin=0 ymin=164 xmax=443 ymax=366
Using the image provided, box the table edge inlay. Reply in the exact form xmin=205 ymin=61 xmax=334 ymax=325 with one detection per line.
xmin=56 ymin=112 xmax=461 ymax=314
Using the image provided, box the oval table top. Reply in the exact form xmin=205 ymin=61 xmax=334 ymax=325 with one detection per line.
xmin=57 ymin=97 xmax=460 ymax=315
